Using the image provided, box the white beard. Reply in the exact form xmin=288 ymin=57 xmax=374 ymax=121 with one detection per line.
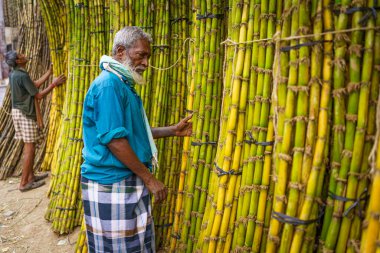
xmin=122 ymin=58 xmax=146 ymax=85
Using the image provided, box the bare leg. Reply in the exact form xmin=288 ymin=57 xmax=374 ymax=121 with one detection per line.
xmin=20 ymin=142 xmax=35 ymax=187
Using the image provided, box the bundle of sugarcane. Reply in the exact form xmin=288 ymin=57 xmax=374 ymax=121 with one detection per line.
xmin=149 ymin=3 xmax=172 ymax=238
xmin=320 ymin=0 xmax=377 ymax=251
xmin=153 ymin=0 xmax=191 ymax=250
xmin=170 ymin=0 xmax=199 ymax=250
xmin=232 ymin=0 xmax=278 ymax=250
xmin=168 ymin=1 xmax=224 ymax=252
xmin=38 ymin=0 xmax=68 ymax=172
xmin=0 ymin=0 xmax=51 ymax=180
xmin=265 ymin=0 xmax=327 ymax=251
xmin=44 ymin=0 xmax=108 ymax=234
xmin=360 ymin=11 xmax=380 ymax=253
xmin=194 ymin=1 xmax=264 ymax=252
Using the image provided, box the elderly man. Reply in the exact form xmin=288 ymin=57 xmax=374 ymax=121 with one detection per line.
xmin=5 ymin=51 xmax=66 ymax=192
xmin=81 ymin=26 xmax=192 ymax=252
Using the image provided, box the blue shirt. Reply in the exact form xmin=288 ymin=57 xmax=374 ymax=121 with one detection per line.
xmin=81 ymin=70 xmax=152 ymax=184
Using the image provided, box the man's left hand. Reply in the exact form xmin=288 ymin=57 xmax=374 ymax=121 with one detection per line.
xmin=174 ymin=114 xmax=193 ymax=137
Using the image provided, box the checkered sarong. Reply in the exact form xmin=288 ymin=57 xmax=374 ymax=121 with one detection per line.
xmin=11 ymin=109 xmax=43 ymax=144
xmin=81 ymin=175 xmax=155 ymax=253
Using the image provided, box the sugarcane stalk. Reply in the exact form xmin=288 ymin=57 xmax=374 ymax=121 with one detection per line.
xmin=288 ymin=0 xmax=333 ymax=249
xmin=336 ymin=0 xmax=375 ymax=251
xmin=267 ymin=0 xmax=300 ymax=249
xmin=278 ymin=0 xmax=311 ymax=250
xmin=319 ymin=0 xmax=350 ymax=245
xmin=206 ymin=2 xmax=250 ymax=252
xmin=195 ymin=0 xmax=243 ymax=251
xmin=360 ymin=8 xmax=380 ymax=252
xmin=234 ymin=0 xmax=261 ymax=248
xmin=324 ymin=0 xmax=366 ymax=249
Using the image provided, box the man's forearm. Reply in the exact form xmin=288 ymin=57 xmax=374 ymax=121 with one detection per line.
xmin=151 ymin=126 xmax=176 ymax=139
xmin=35 ymin=84 xmax=54 ymax=100
xmin=34 ymin=70 xmax=51 ymax=88
xmin=107 ymin=138 xmax=154 ymax=183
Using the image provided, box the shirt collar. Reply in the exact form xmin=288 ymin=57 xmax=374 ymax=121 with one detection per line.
xmin=14 ymin=66 xmax=27 ymax=73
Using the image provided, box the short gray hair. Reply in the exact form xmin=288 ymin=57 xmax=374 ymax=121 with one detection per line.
xmin=112 ymin=26 xmax=153 ymax=55
xmin=5 ymin=51 xmax=18 ymax=68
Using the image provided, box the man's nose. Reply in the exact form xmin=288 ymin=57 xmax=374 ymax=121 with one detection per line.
xmin=141 ymin=57 xmax=149 ymax=67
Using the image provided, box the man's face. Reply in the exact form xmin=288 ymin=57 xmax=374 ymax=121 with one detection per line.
xmin=16 ymin=53 xmax=28 ymax=66
xmin=124 ymin=39 xmax=151 ymax=75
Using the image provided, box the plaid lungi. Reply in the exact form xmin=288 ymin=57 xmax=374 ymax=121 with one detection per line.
xmin=81 ymin=175 xmax=155 ymax=253
xmin=11 ymin=108 xmax=43 ymax=144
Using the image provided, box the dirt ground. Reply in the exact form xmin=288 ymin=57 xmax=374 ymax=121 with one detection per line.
xmin=0 ymin=176 xmax=80 ymax=253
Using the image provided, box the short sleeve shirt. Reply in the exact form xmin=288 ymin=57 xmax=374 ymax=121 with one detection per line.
xmin=9 ymin=67 xmax=38 ymax=120
xmin=81 ymin=70 xmax=153 ymax=184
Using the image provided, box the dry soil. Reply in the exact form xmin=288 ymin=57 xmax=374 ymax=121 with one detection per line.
xmin=0 ymin=176 xmax=79 ymax=253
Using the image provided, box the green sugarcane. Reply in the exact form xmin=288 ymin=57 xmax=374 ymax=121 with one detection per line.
xmin=324 ymin=2 xmax=365 ymax=250
xmin=262 ymin=0 xmax=292 ymax=244
xmin=217 ymin=1 xmax=254 ymax=245
xmin=259 ymin=177 xmax=275 ymax=253
xmin=336 ymin=0 xmax=375 ymax=250
xmin=360 ymin=10 xmax=380 ymax=252
xmin=38 ymin=0 xmax=68 ymax=173
xmin=234 ymin=0 xmax=261 ymax=248
xmin=279 ymin=0 xmax=311 ymax=251
xmin=207 ymin=2 xmax=250 ymax=252
xmin=49 ymin=0 xmax=84 ymax=231
xmin=289 ymin=0 xmax=333 ymax=249
xmin=298 ymin=94 xmax=331 ymax=252
xmin=186 ymin=1 xmax=224 ymax=251
xmin=194 ymin=23 xmax=224 ymax=245
xmin=267 ymin=0 xmax=300 ymax=249
xmin=299 ymin=0 xmax=322 ymax=212
xmin=170 ymin=2 xmax=198 ymax=250
xmin=245 ymin=0 xmax=277 ymax=249
xmin=179 ymin=0 xmax=206 ymax=249
xmin=224 ymin=173 xmax=241 ymax=253
xmin=319 ymin=0 xmax=350 ymax=244
xmin=232 ymin=0 xmax=260 ymax=247
xmin=296 ymin=0 xmax=323 ymax=249
xmin=251 ymin=103 xmax=275 ymax=253
xmin=53 ymin=0 xmax=90 ymax=234
xmin=161 ymin=0 xmax=189 ymax=247
xmin=155 ymin=0 xmax=177 ymax=243
xmin=195 ymin=0 xmax=242 ymax=250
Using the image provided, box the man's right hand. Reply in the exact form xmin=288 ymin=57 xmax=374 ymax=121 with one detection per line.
xmin=145 ymin=176 xmax=168 ymax=204
xmin=52 ymin=74 xmax=67 ymax=87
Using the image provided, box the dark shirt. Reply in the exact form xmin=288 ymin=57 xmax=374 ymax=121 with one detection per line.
xmin=9 ymin=67 xmax=38 ymax=120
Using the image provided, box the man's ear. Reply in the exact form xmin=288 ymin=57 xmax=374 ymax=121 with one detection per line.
xmin=116 ymin=46 xmax=126 ymax=57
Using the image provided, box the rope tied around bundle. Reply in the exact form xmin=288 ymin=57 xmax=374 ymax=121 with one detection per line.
xmin=244 ymin=131 xmax=274 ymax=147
xmin=271 ymin=205 xmax=325 ymax=226
xmin=191 ymin=135 xmax=217 ymax=147
xmin=196 ymin=13 xmax=224 ymax=20
xmin=214 ymin=162 xmax=242 ymax=177
xmin=328 ymin=189 xmax=368 ymax=218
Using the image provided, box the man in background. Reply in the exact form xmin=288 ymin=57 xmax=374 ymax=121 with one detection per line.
xmin=5 ymin=51 xmax=66 ymax=192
